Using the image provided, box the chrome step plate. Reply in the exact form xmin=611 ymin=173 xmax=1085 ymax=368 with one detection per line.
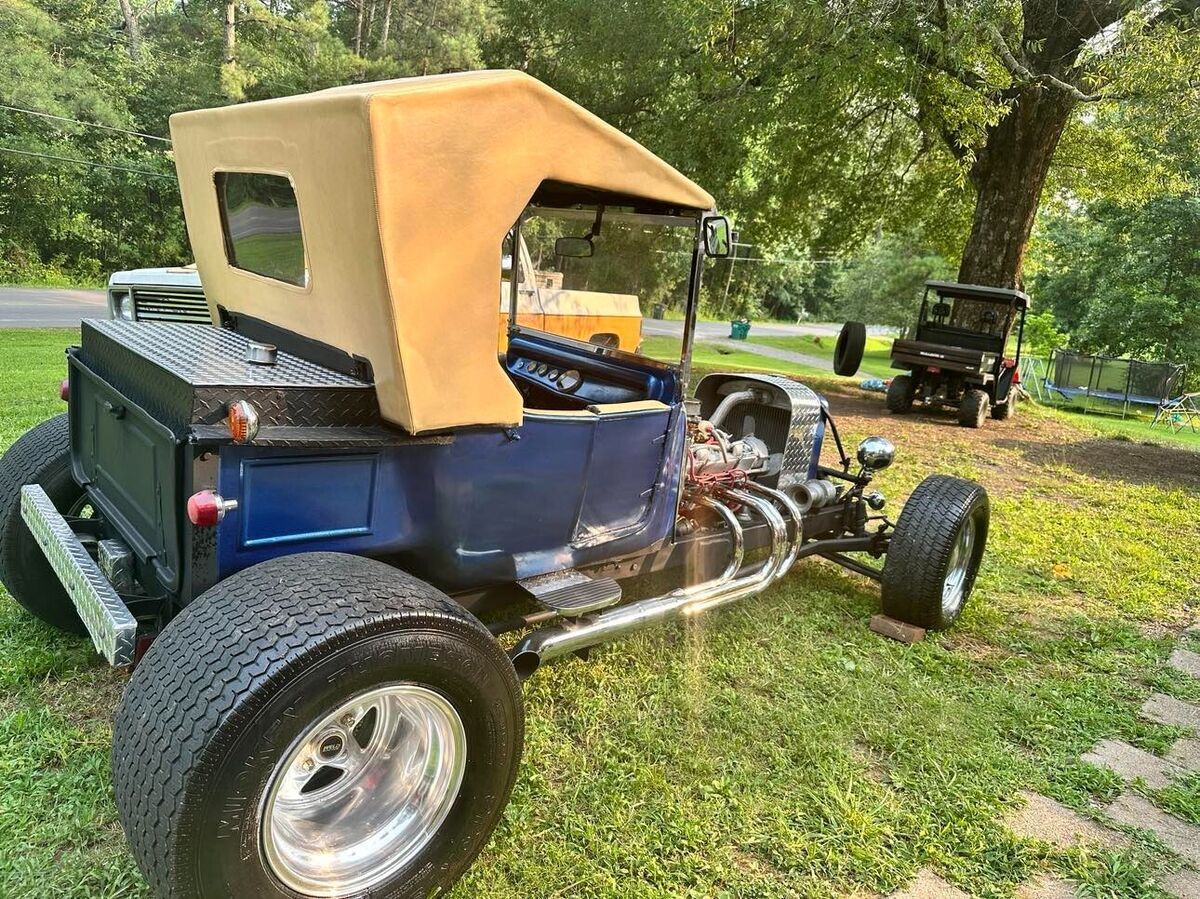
xmin=518 ymin=569 xmax=622 ymax=616
xmin=20 ymin=485 xmax=136 ymax=666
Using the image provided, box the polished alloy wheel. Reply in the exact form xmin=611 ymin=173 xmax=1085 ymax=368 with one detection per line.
xmin=261 ymin=683 xmax=467 ymax=897
xmin=941 ymin=516 xmax=977 ymax=618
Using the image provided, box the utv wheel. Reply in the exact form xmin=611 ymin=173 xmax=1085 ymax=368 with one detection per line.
xmin=0 ymin=413 xmax=87 ymax=634
xmin=881 ymin=475 xmax=989 ymax=629
xmin=992 ymin=395 xmax=1017 ymax=420
xmin=957 ymin=388 xmax=989 ymax=428
xmin=885 ymin=374 xmax=914 ymax=413
xmin=113 ymin=552 xmax=524 ymax=899
xmin=833 ymin=321 xmax=867 ymax=376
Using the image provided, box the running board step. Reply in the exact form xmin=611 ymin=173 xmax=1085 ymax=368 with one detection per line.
xmin=518 ymin=570 xmax=622 ymax=616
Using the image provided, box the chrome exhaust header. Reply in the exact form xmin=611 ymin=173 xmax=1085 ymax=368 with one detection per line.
xmin=509 ymin=483 xmax=802 ymax=679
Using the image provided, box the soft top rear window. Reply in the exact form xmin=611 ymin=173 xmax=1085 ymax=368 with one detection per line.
xmin=216 ymin=172 xmax=308 ymax=287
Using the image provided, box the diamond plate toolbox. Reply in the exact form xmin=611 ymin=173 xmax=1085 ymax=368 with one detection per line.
xmin=77 ymin=320 xmax=380 ymax=432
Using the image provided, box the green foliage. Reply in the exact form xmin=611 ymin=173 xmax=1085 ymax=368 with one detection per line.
xmin=1019 ymin=310 xmax=1068 ymax=359
xmin=830 ymin=235 xmax=950 ymax=332
xmin=0 ymin=0 xmax=185 ymax=280
xmin=1031 ymin=185 xmax=1200 ymax=385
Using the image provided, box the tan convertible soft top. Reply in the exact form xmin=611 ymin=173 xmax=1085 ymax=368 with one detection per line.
xmin=170 ymin=70 xmax=714 ymax=433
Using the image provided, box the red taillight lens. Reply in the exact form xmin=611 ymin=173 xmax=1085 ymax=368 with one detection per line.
xmin=59 ymin=378 xmax=69 ymax=402
xmin=927 ymin=365 xmax=941 ymax=375
xmin=187 ymin=490 xmax=234 ymax=527
xmin=227 ymin=400 xmax=259 ymax=444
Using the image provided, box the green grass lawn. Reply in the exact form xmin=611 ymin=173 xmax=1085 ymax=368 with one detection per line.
xmin=747 ymin=333 xmax=897 ymax=380
xmin=642 ymin=334 xmax=834 ymax=381
xmin=2 ymin=330 xmax=1199 ymax=897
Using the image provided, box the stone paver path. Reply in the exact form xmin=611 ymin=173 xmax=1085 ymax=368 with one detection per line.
xmin=1166 ymin=737 xmax=1200 ymax=768
xmin=1169 ymin=647 xmax=1200 ymax=678
xmin=1141 ymin=693 xmax=1200 ymax=730
xmin=1004 ymin=791 xmax=1123 ymax=849
xmin=1081 ymin=738 xmax=1185 ymax=789
xmin=889 ymin=870 xmax=969 ymax=899
xmin=894 ymin=631 xmax=1200 ymax=898
xmin=1162 ymin=868 xmax=1200 ymax=898
xmin=1106 ymin=794 xmax=1200 ymax=867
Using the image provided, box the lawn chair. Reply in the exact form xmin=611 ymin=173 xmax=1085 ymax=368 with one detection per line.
xmin=1151 ymin=392 xmax=1200 ymax=433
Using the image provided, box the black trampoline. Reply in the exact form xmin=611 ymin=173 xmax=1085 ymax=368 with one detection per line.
xmin=1045 ymin=348 xmax=1185 ymax=418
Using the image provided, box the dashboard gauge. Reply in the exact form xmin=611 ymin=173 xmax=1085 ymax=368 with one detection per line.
xmin=537 ymin=363 xmax=549 ymax=376
xmin=558 ymin=369 xmax=583 ymax=392
xmin=513 ymin=359 xmax=524 ymax=370
xmin=548 ymin=369 xmax=560 ymax=380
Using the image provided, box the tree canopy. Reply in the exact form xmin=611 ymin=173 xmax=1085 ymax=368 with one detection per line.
xmin=0 ymin=0 xmax=1197 ymax=373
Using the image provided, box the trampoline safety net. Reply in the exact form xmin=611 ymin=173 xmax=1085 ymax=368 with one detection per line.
xmin=1047 ymin=348 xmax=1185 ymax=414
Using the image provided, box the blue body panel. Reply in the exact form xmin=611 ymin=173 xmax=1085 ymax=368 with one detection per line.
xmin=216 ymin=406 xmax=686 ymax=591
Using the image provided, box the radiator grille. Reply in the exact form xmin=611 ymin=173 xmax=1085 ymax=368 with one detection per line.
xmin=724 ymin=403 xmax=792 ymax=455
xmin=132 ymin=289 xmax=211 ymax=324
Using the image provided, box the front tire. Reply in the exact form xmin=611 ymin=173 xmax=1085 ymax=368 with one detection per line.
xmin=0 ymin=413 xmax=87 ymax=634
xmin=880 ymin=475 xmax=989 ymax=629
xmin=113 ymin=552 xmax=524 ymax=899
xmin=885 ymin=374 xmax=914 ymax=413
xmin=992 ymin=395 xmax=1017 ymax=420
xmin=958 ymin=388 xmax=989 ymax=428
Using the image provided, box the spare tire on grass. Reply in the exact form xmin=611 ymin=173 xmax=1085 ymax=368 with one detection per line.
xmin=833 ymin=321 xmax=867 ymax=376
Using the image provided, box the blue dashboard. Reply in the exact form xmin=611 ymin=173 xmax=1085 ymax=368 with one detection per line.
xmin=505 ymin=331 xmax=680 ymax=408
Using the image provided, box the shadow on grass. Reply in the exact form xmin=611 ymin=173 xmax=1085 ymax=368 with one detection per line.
xmin=993 ymin=436 xmax=1200 ymax=493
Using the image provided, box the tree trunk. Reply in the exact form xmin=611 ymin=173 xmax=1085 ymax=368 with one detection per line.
xmin=224 ymin=1 xmax=237 ymax=64
xmin=421 ymin=0 xmax=442 ymax=75
xmin=378 ymin=0 xmax=393 ymax=53
xmin=117 ymin=0 xmax=141 ymax=59
xmin=354 ymin=0 xmax=365 ymax=55
xmin=957 ymin=84 xmax=1076 ymax=288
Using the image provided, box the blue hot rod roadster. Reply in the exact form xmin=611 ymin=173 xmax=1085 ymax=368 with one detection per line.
xmin=0 ymin=71 xmax=989 ymax=899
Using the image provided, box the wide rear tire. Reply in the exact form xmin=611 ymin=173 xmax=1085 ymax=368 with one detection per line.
xmin=833 ymin=321 xmax=867 ymax=376
xmin=881 ymin=475 xmax=989 ymax=630
xmin=0 ymin=413 xmax=87 ymax=634
xmin=113 ymin=552 xmax=524 ymax=899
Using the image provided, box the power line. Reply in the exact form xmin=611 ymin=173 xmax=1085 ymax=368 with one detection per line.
xmin=0 ymin=146 xmax=176 ymax=179
xmin=0 ymin=103 xmax=171 ymax=143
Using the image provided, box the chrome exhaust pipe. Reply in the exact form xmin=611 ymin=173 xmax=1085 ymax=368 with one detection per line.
xmin=509 ymin=484 xmax=802 ymax=679
xmin=683 ymin=483 xmax=802 ymax=616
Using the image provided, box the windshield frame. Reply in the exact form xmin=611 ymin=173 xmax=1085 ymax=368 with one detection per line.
xmin=508 ymin=204 xmax=704 ymax=379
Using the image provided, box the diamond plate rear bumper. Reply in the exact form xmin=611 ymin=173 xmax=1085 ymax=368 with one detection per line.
xmin=20 ymin=485 xmax=136 ymax=666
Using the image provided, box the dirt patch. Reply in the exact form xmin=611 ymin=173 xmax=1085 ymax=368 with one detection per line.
xmin=996 ymin=437 xmax=1200 ymax=493
xmin=818 ymin=384 xmax=1200 ymax=496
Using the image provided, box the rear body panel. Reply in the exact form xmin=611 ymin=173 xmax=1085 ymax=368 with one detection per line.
xmin=890 ymin=339 xmax=990 ymax=379
xmin=69 ymin=321 xmax=687 ymax=604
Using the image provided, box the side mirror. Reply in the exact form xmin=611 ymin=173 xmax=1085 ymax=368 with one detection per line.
xmin=555 ymin=236 xmax=594 ymax=258
xmin=702 ymin=215 xmax=733 ymax=258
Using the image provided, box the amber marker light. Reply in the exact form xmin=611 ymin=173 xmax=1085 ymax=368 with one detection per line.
xmin=227 ymin=400 xmax=260 ymax=444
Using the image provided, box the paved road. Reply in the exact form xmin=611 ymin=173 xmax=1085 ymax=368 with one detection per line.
xmin=708 ymin=338 xmax=830 ymax=370
xmin=642 ymin=319 xmax=845 ymax=340
xmin=0 ymin=286 xmax=107 ymax=327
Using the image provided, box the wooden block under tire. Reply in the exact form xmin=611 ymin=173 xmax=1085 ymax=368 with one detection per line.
xmin=869 ymin=614 xmax=927 ymax=644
